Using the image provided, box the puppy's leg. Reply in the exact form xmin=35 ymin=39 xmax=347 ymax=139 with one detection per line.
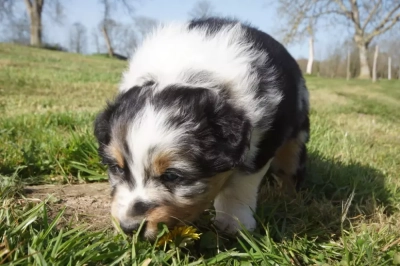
xmin=213 ymin=158 xmax=273 ymax=234
xmin=270 ymin=130 xmax=309 ymax=195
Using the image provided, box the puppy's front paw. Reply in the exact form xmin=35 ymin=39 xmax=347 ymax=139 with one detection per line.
xmin=214 ymin=209 xmax=256 ymax=234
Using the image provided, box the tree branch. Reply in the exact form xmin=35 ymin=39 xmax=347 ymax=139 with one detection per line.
xmin=119 ymin=0 xmax=136 ymax=20
xmin=371 ymin=3 xmax=400 ymax=31
xmin=24 ymin=0 xmax=32 ymax=10
xmin=305 ymin=8 xmax=347 ymax=18
xmin=361 ymin=0 xmax=382 ymax=31
xmin=349 ymin=0 xmax=362 ymax=31
xmin=100 ymin=0 xmax=111 ymax=20
xmin=0 ymin=0 xmax=15 ymax=21
xmin=44 ymin=0 xmax=64 ymax=24
xmin=333 ymin=0 xmax=351 ymax=17
xmin=367 ymin=11 xmax=400 ymax=41
xmin=120 ymin=0 xmax=135 ymax=14
xmin=37 ymin=0 xmax=44 ymax=15
xmin=307 ymin=18 xmax=314 ymax=36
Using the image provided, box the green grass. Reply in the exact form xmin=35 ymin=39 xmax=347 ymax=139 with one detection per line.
xmin=1 ymin=43 xmax=400 ymax=265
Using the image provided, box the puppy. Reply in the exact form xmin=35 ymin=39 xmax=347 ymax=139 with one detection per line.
xmin=94 ymin=17 xmax=310 ymax=239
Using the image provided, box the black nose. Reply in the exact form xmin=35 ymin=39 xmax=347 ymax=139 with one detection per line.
xmin=119 ymin=221 xmax=144 ymax=234
xmin=128 ymin=201 xmax=155 ymax=216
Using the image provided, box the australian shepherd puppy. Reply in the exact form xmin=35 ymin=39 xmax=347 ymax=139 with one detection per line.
xmin=94 ymin=17 xmax=310 ymax=239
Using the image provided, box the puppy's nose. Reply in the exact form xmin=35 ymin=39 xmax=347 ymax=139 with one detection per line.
xmin=119 ymin=221 xmax=143 ymax=234
xmin=128 ymin=201 xmax=156 ymax=216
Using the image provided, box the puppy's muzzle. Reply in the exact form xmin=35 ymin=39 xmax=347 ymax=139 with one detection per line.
xmin=118 ymin=201 xmax=156 ymax=234
xmin=119 ymin=220 xmax=145 ymax=234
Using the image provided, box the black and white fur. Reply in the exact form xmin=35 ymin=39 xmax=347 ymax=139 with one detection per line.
xmin=94 ymin=17 xmax=310 ymax=239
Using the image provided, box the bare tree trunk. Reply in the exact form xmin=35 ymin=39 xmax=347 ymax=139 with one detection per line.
xmin=24 ymin=0 xmax=44 ymax=47
xmin=346 ymin=49 xmax=351 ymax=80
xmin=358 ymin=42 xmax=371 ymax=79
xmin=29 ymin=11 xmax=42 ymax=46
xmin=306 ymin=36 xmax=314 ymax=75
xmin=102 ymin=25 xmax=114 ymax=57
xmin=388 ymin=57 xmax=392 ymax=80
xmin=398 ymin=65 xmax=400 ymax=80
xmin=372 ymin=45 xmax=379 ymax=83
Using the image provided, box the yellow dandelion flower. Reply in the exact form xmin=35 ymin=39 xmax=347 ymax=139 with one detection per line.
xmin=156 ymin=225 xmax=201 ymax=247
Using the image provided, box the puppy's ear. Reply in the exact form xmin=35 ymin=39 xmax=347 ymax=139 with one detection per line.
xmin=94 ymin=86 xmax=145 ymax=156
xmin=188 ymin=90 xmax=251 ymax=173
xmin=206 ymin=96 xmax=252 ymax=171
xmin=94 ymin=104 xmax=114 ymax=153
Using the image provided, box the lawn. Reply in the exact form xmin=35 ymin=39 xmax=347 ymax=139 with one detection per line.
xmin=1 ymin=43 xmax=400 ymax=265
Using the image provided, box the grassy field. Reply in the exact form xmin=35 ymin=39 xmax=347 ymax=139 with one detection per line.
xmin=1 ymin=43 xmax=400 ymax=265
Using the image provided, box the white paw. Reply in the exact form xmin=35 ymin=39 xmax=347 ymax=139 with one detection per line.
xmin=214 ymin=208 xmax=256 ymax=234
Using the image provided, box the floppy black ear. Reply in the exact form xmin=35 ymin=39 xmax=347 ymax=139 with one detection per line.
xmin=205 ymin=97 xmax=252 ymax=171
xmin=181 ymin=89 xmax=252 ymax=174
xmin=94 ymin=86 xmax=146 ymax=155
xmin=93 ymin=105 xmax=113 ymax=154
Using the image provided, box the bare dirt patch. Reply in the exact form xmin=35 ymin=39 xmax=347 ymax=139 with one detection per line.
xmin=24 ymin=182 xmax=113 ymax=231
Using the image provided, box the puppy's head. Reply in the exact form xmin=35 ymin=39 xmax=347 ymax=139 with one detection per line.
xmin=94 ymin=84 xmax=251 ymax=239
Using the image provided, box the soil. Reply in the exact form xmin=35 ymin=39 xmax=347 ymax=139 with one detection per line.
xmin=22 ymin=179 xmax=281 ymax=232
xmin=24 ymin=182 xmax=114 ymax=231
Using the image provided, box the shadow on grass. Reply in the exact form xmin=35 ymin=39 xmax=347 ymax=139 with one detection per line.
xmin=257 ymin=150 xmax=392 ymax=240
xmin=192 ymin=150 xmax=393 ymax=258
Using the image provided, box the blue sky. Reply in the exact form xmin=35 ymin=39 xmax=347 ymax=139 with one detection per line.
xmin=44 ymin=0 xmax=350 ymax=59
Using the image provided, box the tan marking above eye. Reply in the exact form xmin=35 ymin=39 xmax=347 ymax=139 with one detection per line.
xmin=153 ymin=151 xmax=172 ymax=176
xmin=107 ymin=141 xmax=124 ymax=168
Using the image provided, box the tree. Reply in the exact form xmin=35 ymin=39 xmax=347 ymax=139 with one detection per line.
xmin=189 ymin=0 xmax=216 ymax=19
xmin=296 ymin=39 xmax=366 ymax=79
xmin=134 ymin=16 xmax=158 ymax=40
xmin=95 ymin=19 xmax=137 ymax=58
xmin=272 ymin=0 xmax=400 ymax=79
xmin=272 ymin=0 xmax=319 ymax=75
xmin=372 ymin=45 xmax=379 ymax=82
xmin=346 ymin=48 xmax=351 ymax=80
xmin=331 ymin=0 xmax=400 ymax=79
xmin=381 ymin=37 xmax=400 ymax=79
xmin=69 ymin=22 xmax=87 ymax=54
xmin=98 ymin=0 xmax=136 ymax=58
xmin=99 ymin=0 xmax=114 ymax=57
xmin=0 ymin=0 xmax=63 ymax=46
xmin=115 ymin=24 xmax=137 ymax=57
xmin=93 ymin=15 xmax=157 ymax=58
xmin=24 ymin=0 xmax=44 ymax=46
xmin=305 ymin=21 xmax=315 ymax=75
xmin=320 ymin=43 xmax=345 ymax=77
xmin=92 ymin=28 xmax=102 ymax=53
xmin=1 ymin=12 xmax=30 ymax=44
xmin=0 ymin=0 xmax=14 ymax=22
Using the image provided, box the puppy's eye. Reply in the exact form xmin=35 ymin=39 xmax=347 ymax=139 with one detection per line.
xmin=109 ymin=165 xmax=124 ymax=175
xmin=160 ymin=172 xmax=179 ymax=182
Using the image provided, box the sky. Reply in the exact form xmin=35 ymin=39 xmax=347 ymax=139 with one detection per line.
xmin=41 ymin=0 xmax=351 ymax=60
